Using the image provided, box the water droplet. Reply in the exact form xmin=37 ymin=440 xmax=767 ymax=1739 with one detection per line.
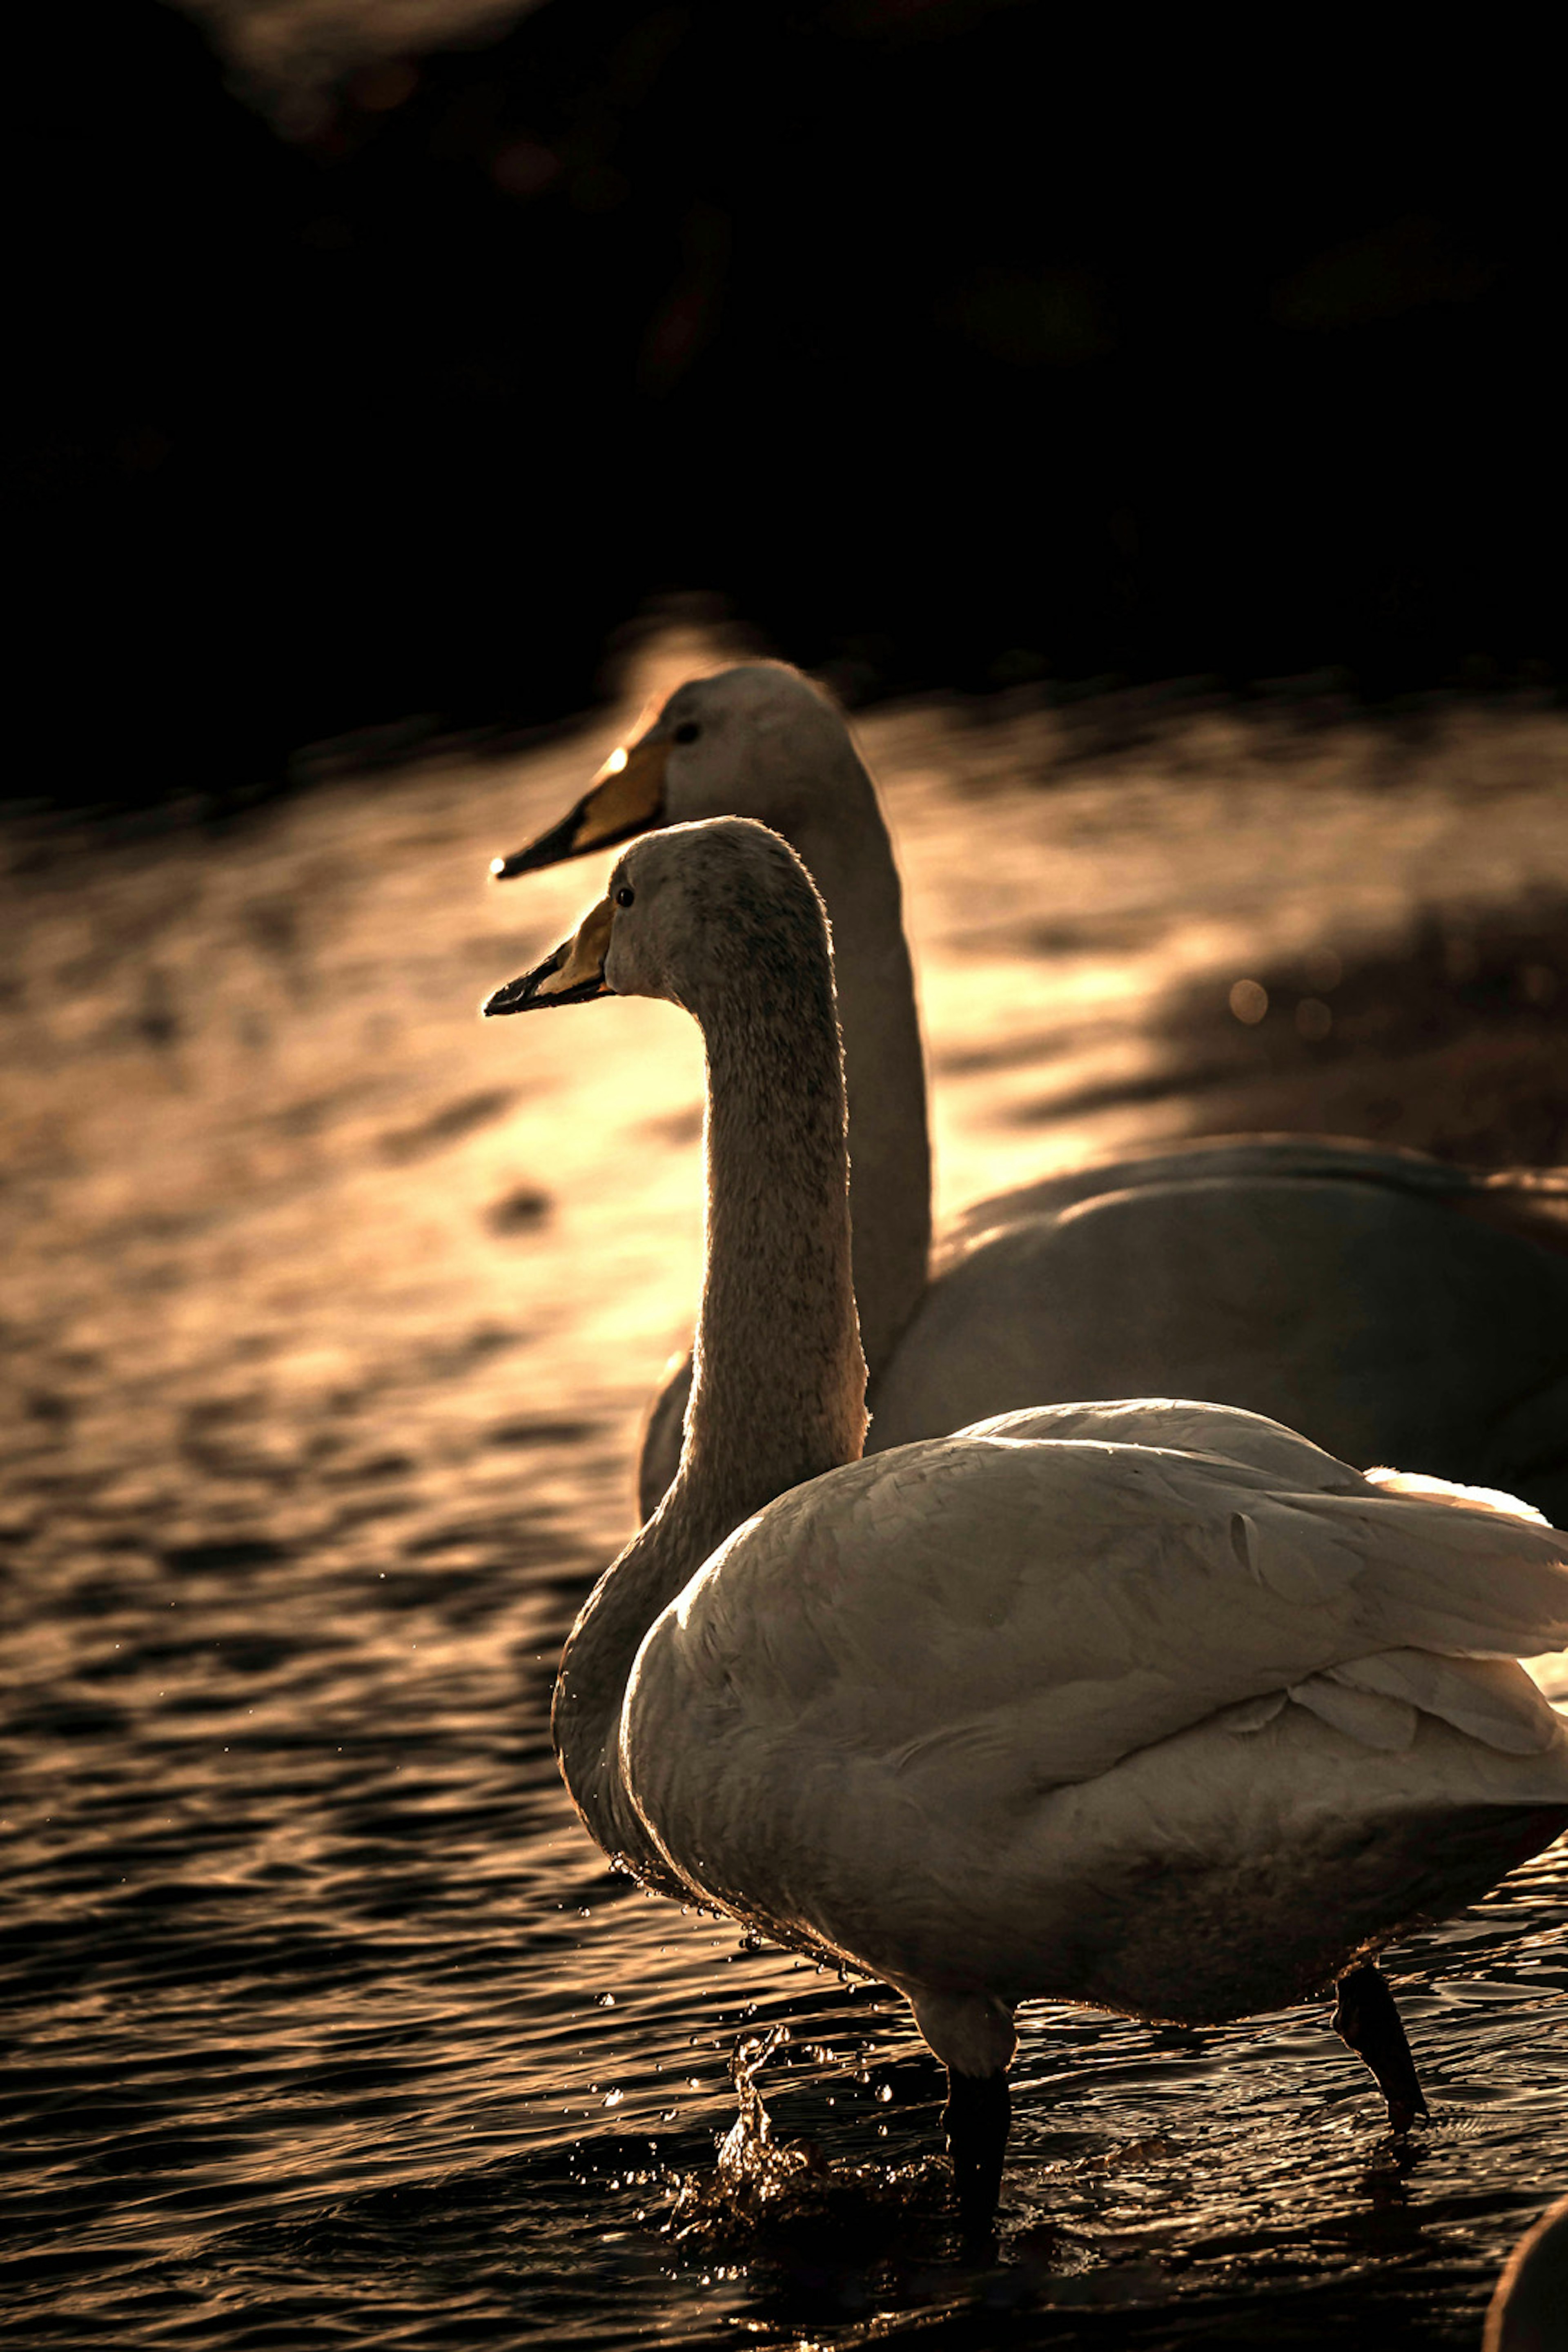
xmin=1229 ymin=978 xmax=1268 ymax=1025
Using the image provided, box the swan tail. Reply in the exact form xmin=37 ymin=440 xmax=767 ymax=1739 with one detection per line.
xmin=1363 ymin=1466 xmax=1550 ymax=1526
xmin=1254 ymin=1484 xmax=1568 ymax=1664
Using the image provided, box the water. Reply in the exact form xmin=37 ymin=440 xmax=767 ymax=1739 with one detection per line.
xmin=4 ymin=669 xmax=1568 ymax=2346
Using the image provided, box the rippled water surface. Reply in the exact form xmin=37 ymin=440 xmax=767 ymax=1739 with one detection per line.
xmin=5 ymin=670 xmax=1568 ymax=2346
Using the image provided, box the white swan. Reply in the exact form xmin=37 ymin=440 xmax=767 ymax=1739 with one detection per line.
xmin=483 ymin=817 xmax=1568 ymax=2236
xmin=491 ymin=663 xmax=1568 ymax=1526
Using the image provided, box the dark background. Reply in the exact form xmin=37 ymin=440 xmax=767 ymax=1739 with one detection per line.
xmin=14 ymin=0 xmax=1564 ymax=812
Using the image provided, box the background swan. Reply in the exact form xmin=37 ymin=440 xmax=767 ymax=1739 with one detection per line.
xmin=491 ymin=664 xmax=1568 ymax=1526
xmin=483 ymin=816 xmax=1568 ymax=2237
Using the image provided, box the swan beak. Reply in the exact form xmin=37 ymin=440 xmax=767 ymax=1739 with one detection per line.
xmin=490 ymin=734 xmax=669 ymax=878
xmin=483 ymin=895 xmax=615 ymax=1015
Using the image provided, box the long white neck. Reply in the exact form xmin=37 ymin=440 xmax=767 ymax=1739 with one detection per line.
xmin=784 ymin=772 xmax=931 ymax=1379
xmin=552 ymin=917 xmax=867 ymax=1875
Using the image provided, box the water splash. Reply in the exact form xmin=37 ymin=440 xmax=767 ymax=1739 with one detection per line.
xmin=668 ymin=2025 xmax=950 ymax=2261
xmin=715 ymin=2027 xmax=821 ymax=2212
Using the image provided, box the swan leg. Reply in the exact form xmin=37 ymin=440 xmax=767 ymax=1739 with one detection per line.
xmin=944 ymin=2068 xmax=1010 ymax=2242
xmin=1332 ymin=1961 xmax=1429 ymax=2134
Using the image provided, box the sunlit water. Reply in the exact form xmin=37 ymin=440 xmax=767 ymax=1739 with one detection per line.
xmin=4 ymin=670 xmax=1568 ymax=2346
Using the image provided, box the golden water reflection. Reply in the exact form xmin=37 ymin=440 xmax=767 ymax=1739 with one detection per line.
xmin=2 ymin=658 xmax=1567 ymax=2344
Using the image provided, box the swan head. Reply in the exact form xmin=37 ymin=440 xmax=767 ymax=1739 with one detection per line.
xmin=489 ymin=665 xmax=852 ymax=881
xmin=483 ymin=816 xmax=833 ymax=1021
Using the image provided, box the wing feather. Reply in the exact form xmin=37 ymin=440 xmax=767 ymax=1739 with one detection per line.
xmin=635 ymin=1425 xmax=1568 ymax=1829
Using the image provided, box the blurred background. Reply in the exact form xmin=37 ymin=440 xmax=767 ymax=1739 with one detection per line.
xmin=13 ymin=0 xmax=1565 ymax=814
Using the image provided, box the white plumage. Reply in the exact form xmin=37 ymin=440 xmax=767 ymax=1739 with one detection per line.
xmin=630 ymin=1405 xmax=1568 ymax=2032
xmin=485 ymin=817 xmax=1568 ymax=2234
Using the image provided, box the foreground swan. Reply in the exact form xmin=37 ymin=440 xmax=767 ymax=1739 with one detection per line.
xmin=484 ymin=817 xmax=1568 ymax=2236
xmin=492 ymin=664 xmax=1568 ymax=1523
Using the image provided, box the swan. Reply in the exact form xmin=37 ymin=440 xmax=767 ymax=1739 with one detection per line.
xmin=490 ymin=663 xmax=1568 ymax=1526
xmin=483 ymin=816 xmax=1568 ymax=2237
xmin=1485 ymin=2192 xmax=1568 ymax=2350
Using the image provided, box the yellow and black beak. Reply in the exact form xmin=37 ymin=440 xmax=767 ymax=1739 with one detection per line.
xmin=483 ymin=895 xmax=615 ymax=1016
xmin=490 ymin=731 xmax=670 ymax=880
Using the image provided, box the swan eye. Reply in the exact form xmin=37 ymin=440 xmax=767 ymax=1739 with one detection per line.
xmin=615 ymin=884 xmax=636 ymax=908
xmin=672 ymin=721 xmax=700 ymax=746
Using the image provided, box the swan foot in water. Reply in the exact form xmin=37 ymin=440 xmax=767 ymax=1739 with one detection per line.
xmin=1332 ymin=1962 xmax=1429 ymax=2134
xmin=944 ymin=2069 xmax=1010 ymax=2244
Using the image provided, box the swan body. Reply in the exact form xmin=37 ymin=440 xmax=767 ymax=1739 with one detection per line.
xmin=484 ymin=817 xmax=1568 ymax=2231
xmin=872 ymin=1175 xmax=1568 ymax=1491
xmin=630 ymin=1412 xmax=1568 ymax=2035
xmin=492 ymin=664 xmax=1568 ymax=1524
